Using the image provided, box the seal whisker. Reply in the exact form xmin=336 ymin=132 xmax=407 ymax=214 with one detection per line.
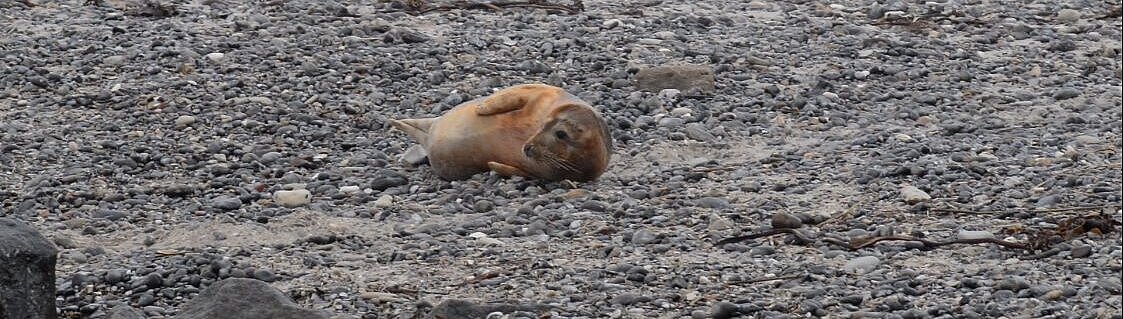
xmin=543 ymin=151 xmax=581 ymax=173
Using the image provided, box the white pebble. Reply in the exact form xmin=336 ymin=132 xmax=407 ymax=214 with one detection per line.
xmin=103 ymin=55 xmax=127 ymax=66
xmin=273 ymin=189 xmax=311 ymax=207
xmin=1056 ymin=9 xmax=1081 ymax=23
xmin=843 ymin=256 xmax=880 ymax=274
xmin=658 ymin=89 xmax=681 ymax=100
xmin=893 ymin=133 xmax=914 ymax=142
xmin=900 ymin=185 xmax=931 ymax=204
xmin=602 ymin=19 xmax=622 ymax=29
xmin=339 ymin=186 xmax=361 ymax=194
xmin=653 ymin=31 xmax=676 ymax=40
xmin=670 ymin=107 xmax=693 ymax=117
xmin=469 ymin=232 xmax=504 ymax=246
xmin=205 ymin=52 xmax=226 ymax=63
xmin=854 ymin=70 xmax=870 ymax=79
xmin=174 ymin=115 xmax=196 ymax=128
xmin=957 ymin=230 xmax=995 ymax=240
xmin=374 ymin=195 xmax=393 ymax=208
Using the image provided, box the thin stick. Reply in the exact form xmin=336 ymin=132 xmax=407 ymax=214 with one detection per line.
xmin=824 ymin=235 xmax=1031 ymax=251
xmin=929 ymin=204 xmax=1121 ymax=215
xmin=741 ymin=274 xmax=804 ymax=284
xmin=416 ymin=0 xmax=584 ymax=14
xmin=715 ymin=228 xmax=812 ymax=246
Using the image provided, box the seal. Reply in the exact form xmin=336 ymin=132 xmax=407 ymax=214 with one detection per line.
xmin=389 ymin=84 xmax=612 ymax=182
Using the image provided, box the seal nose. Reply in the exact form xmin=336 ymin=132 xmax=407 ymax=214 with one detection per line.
xmin=523 ymin=145 xmax=534 ymax=157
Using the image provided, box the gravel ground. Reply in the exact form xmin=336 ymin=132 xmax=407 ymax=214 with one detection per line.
xmin=1 ymin=0 xmax=1121 ymax=318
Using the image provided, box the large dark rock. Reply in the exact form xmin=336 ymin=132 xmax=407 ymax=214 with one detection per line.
xmin=635 ymin=64 xmax=716 ymax=94
xmin=175 ymin=278 xmax=331 ymax=319
xmin=430 ymin=299 xmax=550 ymax=319
xmin=0 ymin=218 xmax=59 ymax=319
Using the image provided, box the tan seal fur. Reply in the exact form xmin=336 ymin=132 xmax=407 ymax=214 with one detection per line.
xmin=390 ymin=84 xmax=612 ymax=182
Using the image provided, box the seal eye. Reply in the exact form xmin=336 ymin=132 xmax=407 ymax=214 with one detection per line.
xmin=554 ymin=130 xmax=568 ymax=140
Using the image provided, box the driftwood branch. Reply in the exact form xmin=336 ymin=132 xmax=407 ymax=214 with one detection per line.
xmin=741 ymin=274 xmax=805 ymax=284
xmin=821 ymin=235 xmax=1031 ymax=251
xmin=719 ymin=229 xmax=1031 ymax=251
xmin=929 ymin=204 xmax=1121 ymax=216
xmin=412 ymin=0 xmax=584 ymax=14
xmin=715 ymin=228 xmax=812 ymax=246
xmin=717 ymin=209 xmax=1120 ymax=257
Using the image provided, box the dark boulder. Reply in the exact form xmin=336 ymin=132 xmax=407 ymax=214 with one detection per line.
xmin=0 ymin=218 xmax=59 ymax=319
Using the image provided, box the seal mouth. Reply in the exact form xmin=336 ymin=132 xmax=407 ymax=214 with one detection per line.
xmin=529 ymin=146 xmax=582 ymax=176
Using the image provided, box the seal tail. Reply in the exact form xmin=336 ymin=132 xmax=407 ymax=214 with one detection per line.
xmin=389 ymin=118 xmax=437 ymax=146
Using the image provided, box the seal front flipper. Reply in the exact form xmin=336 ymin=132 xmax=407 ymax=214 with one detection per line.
xmin=389 ymin=118 xmax=437 ymax=145
xmin=476 ymin=84 xmax=555 ymax=115
xmin=487 ymin=162 xmax=532 ymax=178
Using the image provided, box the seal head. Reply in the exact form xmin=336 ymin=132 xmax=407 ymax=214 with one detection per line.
xmin=522 ymin=103 xmax=612 ymax=182
xmin=389 ymin=84 xmax=612 ymax=182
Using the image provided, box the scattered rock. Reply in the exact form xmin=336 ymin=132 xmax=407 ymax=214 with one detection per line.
xmin=900 ymin=185 xmax=931 ymax=204
xmin=843 ymin=256 xmax=880 ymax=274
xmin=771 ymin=212 xmax=803 ymax=229
xmin=210 ymin=196 xmax=242 ymax=211
xmin=175 ymin=115 xmax=197 ymax=128
xmin=176 ymin=278 xmax=331 ymax=319
xmin=374 ymin=195 xmax=394 ymax=208
xmin=695 ymin=197 xmax=730 ymax=209
xmin=635 ymin=64 xmax=716 ymax=94
xmin=710 ymin=301 xmax=740 ymax=319
xmin=995 ymin=277 xmax=1031 ymax=292
xmin=610 ymin=293 xmax=651 ymax=305
xmin=430 ymin=299 xmax=549 ymax=319
xmin=1070 ymin=245 xmax=1092 ymax=258
xmin=683 ymin=123 xmax=717 ymax=142
xmin=631 ymin=228 xmax=658 ymax=245
xmin=103 ymin=55 xmax=127 ymax=66
xmin=401 ymin=144 xmax=428 ymax=165
xmin=1056 ymin=9 xmax=1081 ymax=23
xmin=1053 ymin=88 xmax=1080 ymax=100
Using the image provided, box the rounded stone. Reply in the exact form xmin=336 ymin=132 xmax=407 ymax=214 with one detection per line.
xmin=273 ymin=190 xmax=311 ymax=208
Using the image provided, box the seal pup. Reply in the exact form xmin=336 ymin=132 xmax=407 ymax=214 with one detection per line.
xmin=389 ymin=84 xmax=612 ymax=182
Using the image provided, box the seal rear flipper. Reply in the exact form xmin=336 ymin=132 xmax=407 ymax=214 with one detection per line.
xmin=487 ymin=162 xmax=532 ymax=178
xmin=389 ymin=118 xmax=437 ymax=145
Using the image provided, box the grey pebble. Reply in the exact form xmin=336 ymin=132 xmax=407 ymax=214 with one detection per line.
xmin=211 ymin=196 xmax=242 ymax=211
xmin=1053 ymin=88 xmax=1080 ymax=100
xmin=695 ymin=197 xmax=729 ymax=209
xmin=1071 ymin=245 xmax=1092 ymax=258
xmin=105 ymin=269 xmax=128 ymax=284
xmin=995 ymin=277 xmax=1031 ymax=292
xmin=771 ymin=212 xmax=802 ymax=229
xmin=843 ymin=256 xmax=881 ymax=274
xmin=631 ymin=229 xmax=658 ymax=245
xmin=710 ymin=301 xmax=740 ymax=319
xmin=610 ymin=293 xmax=651 ymax=305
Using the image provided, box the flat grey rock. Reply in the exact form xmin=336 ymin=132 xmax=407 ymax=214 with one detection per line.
xmin=176 ymin=278 xmax=331 ymax=319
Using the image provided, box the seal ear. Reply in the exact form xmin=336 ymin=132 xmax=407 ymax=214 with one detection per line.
xmin=389 ymin=118 xmax=436 ymax=145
